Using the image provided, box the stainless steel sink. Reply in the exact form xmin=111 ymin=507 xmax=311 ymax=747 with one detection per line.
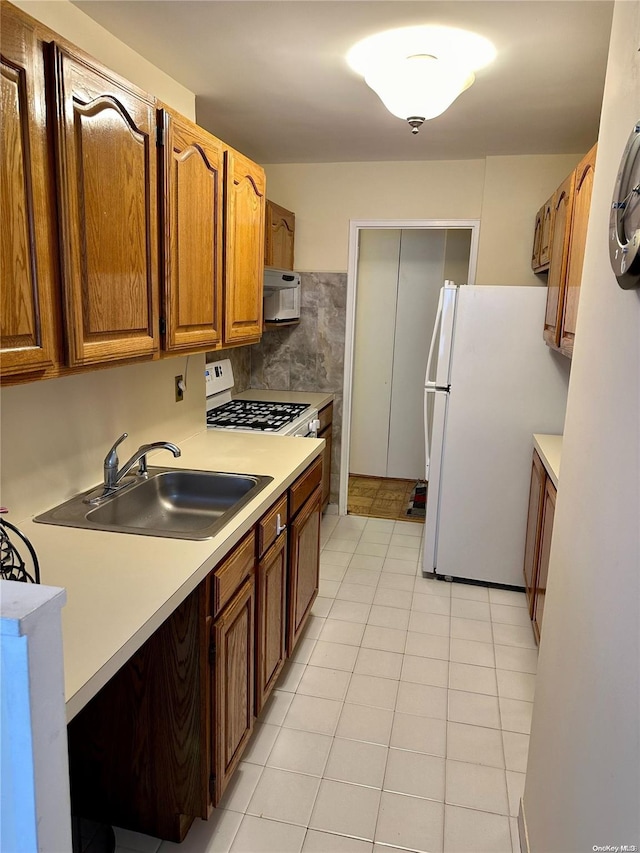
xmin=34 ymin=467 xmax=273 ymax=540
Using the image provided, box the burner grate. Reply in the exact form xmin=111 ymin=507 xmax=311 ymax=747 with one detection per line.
xmin=206 ymin=399 xmax=310 ymax=431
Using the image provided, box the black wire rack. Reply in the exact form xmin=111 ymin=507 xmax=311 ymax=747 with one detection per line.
xmin=0 ymin=510 xmax=41 ymax=584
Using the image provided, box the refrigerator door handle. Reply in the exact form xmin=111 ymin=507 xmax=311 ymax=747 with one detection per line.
xmin=424 ymin=385 xmax=444 ymax=480
xmin=424 ymin=287 xmax=444 ymax=388
xmin=424 ymin=387 xmax=431 ymax=480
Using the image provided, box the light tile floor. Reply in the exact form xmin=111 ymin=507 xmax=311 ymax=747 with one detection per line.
xmin=113 ymin=514 xmax=536 ymax=853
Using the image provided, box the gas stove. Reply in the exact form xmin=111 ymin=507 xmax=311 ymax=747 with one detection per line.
xmin=205 ymin=360 xmax=320 ymax=438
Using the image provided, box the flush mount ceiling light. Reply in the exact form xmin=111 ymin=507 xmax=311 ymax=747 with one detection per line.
xmin=347 ymin=25 xmax=496 ymax=134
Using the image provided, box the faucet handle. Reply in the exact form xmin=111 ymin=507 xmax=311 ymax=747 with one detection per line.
xmin=104 ymin=433 xmax=128 ymax=471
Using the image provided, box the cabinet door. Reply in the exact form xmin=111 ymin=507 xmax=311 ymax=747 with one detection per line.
xmin=543 ymin=173 xmax=575 ymax=349
xmin=50 ymin=44 xmax=159 ymax=367
xmin=531 ymin=206 xmax=543 ymax=271
xmin=288 ymin=484 xmax=321 ymax=654
xmin=67 ymin=584 xmax=208 ymax=842
xmin=533 ymin=478 xmax=557 ymax=643
xmin=160 ymin=108 xmax=223 ymax=353
xmin=223 ymin=148 xmax=265 ymax=345
xmin=211 ymin=576 xmax=255 ymax=805
xmin=319 ymin=424 xmax=333 ymax=510
xmin=255 ymin=531 xmax=287 ymax=715
xmin=523 ymin=451 xmax=546 ymax=618
xmin=560 ymin=144 xmax=597 ymax=358
xmin=538 ymin=197 xmax=554 ymax=269
xmin=1 ymin=6 xmax=59 ymax=377
xmin=265 ymin=200 xmax=295 ymax=270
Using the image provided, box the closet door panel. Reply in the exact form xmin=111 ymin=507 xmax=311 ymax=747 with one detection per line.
xmin=387 ymin=229 xmax=446 ymax=480
xmin=349 ymin=229 xmax=400 ymax=478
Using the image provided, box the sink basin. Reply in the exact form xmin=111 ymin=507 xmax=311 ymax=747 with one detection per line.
xmin=34 ymin=467 xmax=273 ymax=540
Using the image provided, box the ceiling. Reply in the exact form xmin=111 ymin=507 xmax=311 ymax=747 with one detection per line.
xmin=73 ymin=1 xmax=614 ymax=164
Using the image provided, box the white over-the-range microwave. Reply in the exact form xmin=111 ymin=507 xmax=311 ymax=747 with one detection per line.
xmin=264 ymin=268 xmax=301 ymax=322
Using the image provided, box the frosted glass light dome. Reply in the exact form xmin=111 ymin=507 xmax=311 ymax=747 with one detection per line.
xmin=347 ymin=25 xmax=496 ymax=133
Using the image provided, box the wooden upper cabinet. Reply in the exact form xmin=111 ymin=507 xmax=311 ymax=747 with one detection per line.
xmin=265 ymin=199 xmax=295 ymax=270
xmin=531 ymin=207 xmax=543 ymax=271
xmin=223 ymin=148 xmax=265 ymax=346
xmin=538 ymin=197 xmax=554 ymax=269
xmin=159 ymin=107 xmax=223 ymax=353
xmin=1 ymin=4 xmax=59 ymax=378
xmin=543 ymin=172 xmax=575 ymax=349
xmin=560 ymin=144 xmax=597 ymax=358
xmin=50 ymin=44 xmax=159 ymax=367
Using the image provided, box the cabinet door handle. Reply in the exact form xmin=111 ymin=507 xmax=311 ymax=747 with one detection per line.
xmin=276 ymin=513 xmax=287 ymax=536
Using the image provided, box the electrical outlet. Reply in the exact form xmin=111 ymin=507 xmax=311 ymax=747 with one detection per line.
xmin=175 ymin=375 xmax=184 ymax=402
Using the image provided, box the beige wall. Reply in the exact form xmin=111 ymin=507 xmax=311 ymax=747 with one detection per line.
xmin=264 ymin=153 xmax=582 ymax=283
xmin=1 ymin=0 xmax=201 ymax=524
xmin=476 ymin=153 xmax=582 ymax=285
xmin=523 ymin=2 xmax=639 ymax=849
xmin=12 ymin=0 xmax=195 ymax=118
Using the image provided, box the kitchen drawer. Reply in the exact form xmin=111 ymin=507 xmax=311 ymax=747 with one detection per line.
xmin=317 ymin=402 xmax=333 ymax=434
xmin=257 ymin=493 xmax=288 ymax=558
xmin=289 ymin=456 xmax=322 ymax=519
xmin=211 ymin=530 xmax=256 ymax=617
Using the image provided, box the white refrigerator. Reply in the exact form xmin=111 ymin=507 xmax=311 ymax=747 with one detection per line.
xmin=423 ymin=283 xmax=568 ymax=586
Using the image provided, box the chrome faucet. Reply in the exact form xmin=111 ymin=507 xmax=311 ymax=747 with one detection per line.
xmin=85 ymin=433 xmax=181 ymax=503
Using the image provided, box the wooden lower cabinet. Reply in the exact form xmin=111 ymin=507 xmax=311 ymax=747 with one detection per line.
xmin=255 ymin=531 xmax=287 ymax=715
xmin=522 ymin=449 xmax=557 ymax=644
xmin=533 ymin=478 xmax=556 ymax=643
xmin=317 ymin=401 xmax=333 ymax=510
xmin=67 ymin=586 xmax=209 ymax=842
xmin=211 ymin=576 xmax=255 ymax=806
xmin=66 ymin=456 xmax=323 ymax=842
xmin=523 ymin=451 xmax=546 ymax=618
xmin=288 ymin=484 xmax=322 ymax=654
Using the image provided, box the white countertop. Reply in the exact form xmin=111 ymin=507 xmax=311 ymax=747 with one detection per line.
xmin=18 ymin=429 xmax=324 ymax=721
xmin=533 ymin=434 xmax=562 ymax=488
xmin=235 ymin=389 xmax=334 ymax=411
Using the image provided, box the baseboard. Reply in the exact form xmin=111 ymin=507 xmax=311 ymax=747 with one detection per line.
xmin=518 ymin=798 xmax=531 ymax=853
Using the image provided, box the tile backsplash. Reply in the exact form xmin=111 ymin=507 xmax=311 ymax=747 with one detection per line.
xmin=207 ymin=272 xmax=347 ymax=503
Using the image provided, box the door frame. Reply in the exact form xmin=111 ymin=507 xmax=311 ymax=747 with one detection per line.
xmin=339 ymin=219 xmax=481 ymax=515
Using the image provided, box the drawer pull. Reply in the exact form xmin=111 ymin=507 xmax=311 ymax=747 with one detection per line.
xmin=276 ymin=513 xmax=287 ymax=536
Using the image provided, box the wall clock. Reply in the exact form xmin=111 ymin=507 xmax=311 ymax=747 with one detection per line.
xmin=609 ymin=120 xmax=640 ymax=289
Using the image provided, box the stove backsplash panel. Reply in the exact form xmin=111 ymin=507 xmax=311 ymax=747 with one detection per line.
xmin=208 ymin=272 xmax=347 ymax=504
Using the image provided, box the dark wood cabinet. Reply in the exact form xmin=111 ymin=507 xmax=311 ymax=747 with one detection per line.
xmin=522 ymin=448 xmax=557 ymax=644
xmin=265 ymin=199 xmax=295 ymax=270
xmin=211 ymin=576 xmax=255 ymax=806
xmin=1 ymin=2 xmax=60 ymax=378
xmin=255 ymin=528 xmax=287 ymax=715
xmin=523 ymin=450 xmax=546 ymax=618
xmin=533 ymin=477 xmax=556 ymax=643
xmin=67 ymin=585 xmax=209 ymax=842
xmin=317 ymin=402 xmax=334 ymax=511
xmin=66 ymin=454 xmax=323 ymax=842
xmin=50 ymin=43 xmax=159 ymax=367
xmin=159 ymin=107 xmax=223 ymax=353
xmin=288 ymin=477 xmax=322 ymax=655
xmin=223 ymin=148 xmax=265 ymax=346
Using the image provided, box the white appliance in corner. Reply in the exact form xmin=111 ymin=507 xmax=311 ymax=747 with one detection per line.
xmin=263 ymin=269 xmax=301 ymax=322
xmin=423 ymin=282 xmax=568 ymax=586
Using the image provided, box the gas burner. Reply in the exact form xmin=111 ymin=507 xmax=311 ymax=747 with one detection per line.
xmin=206 ymin=399 xmax=311 ymax=432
